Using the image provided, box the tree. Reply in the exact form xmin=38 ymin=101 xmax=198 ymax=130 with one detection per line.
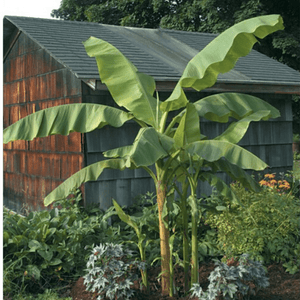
xmin=51 ymin=0 xmax=171 ymax=28
xmin=4 ymin=16 xmax=283 ymax=296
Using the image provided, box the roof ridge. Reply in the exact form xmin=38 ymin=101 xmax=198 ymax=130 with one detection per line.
xmin=4 ymin=15 xmax=220 ymax=36
xmin=5 ymin=15 xmax=161 ymax=31
xmin=5 ymin=15 xmax=107 ymax=27
xmin=160 ymin=28 xmax=218 ymax=37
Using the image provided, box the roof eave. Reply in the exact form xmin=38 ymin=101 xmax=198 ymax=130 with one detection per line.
xmin=83 ymin=79 xmax=300 ymax=95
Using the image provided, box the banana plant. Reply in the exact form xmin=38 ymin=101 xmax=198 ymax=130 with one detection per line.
xmin=3 ymin=15 xmax=284 ymax=296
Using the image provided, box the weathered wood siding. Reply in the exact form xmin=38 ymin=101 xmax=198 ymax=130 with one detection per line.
xmin=83 ymin=85 xmax=293 ymax=208
xmin=239 ymin=93 xmax=293 ymax=173
xmin=3 ymin=32 xmax=84 ymax=212
xmin=82 ymin=84 xmax=155 ymax=210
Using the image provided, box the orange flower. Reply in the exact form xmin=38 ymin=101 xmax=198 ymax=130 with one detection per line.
xmin=259 ymin=180 xmax=268 ymax=186
xmin=258 ymin=173 xmax=290 ymax=193
xmin=283 ymin=180 xmax=290 ymax=186
xmin=279 ymin=180 xmax=290 ymax=189
xmin=264 ymin=173 xmax=275 ymax=179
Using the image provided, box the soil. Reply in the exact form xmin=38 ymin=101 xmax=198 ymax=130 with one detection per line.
xmin=67 ymin=262 xmax=300 ymax=300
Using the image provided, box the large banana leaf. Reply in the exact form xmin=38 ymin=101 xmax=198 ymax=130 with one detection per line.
xmin=194 ymin=93 xmax=280 ymax=122
xmin=3 ymin=103 xmax=133 ymax=143
xmin=214 ymin=110 xmax=274 ymax=144
xmin=44 ymin=158 xmax=129 ymax=206
xmin=103 ymin=128 xmax=174 ymax=166
xmin=173 ymin=103 xmax=201 ymax=149
xmin=206 ymin=158 xmax=261 ymax=192
xmin=84 ymin=37 xmax=160 ymax=128
xmin=185 ymin=140 xmax=268 ymax=171
xmin=160 ymin=15 xmax=284 ymax=112
xmin=198 ymin=172 xmax=239 ymax=204
xmin=168 ymin=93 xmax=280 ymax=139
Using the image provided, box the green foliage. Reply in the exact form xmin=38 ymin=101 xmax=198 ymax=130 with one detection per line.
xmin=294 ymin=160 xmax=300 ymax=181
xmin=83 ymin=243 xmax=143 ymax=300
xmin=190 ymin=254 xmax=269 ymax=300
xmin=293 ymin=133 xmax=300 ymax=143
xmin=294 ymin=151 xmax=300 ymax=161
xmin=3 ymin=103 xmax=132 ymax=144
xmin=11 ymin=289 xmax=71 ymax=300
xmin=52 ymin=0 xmax=173 ymax=28
xmin=206 ymin=180 xmax=300 ymax=273
xmin=112 ymin=193 xmax=162 ymax=267
xmin=3 ymin=191 xmax=118 ymax=297
xmin=115 ymin=191 xmax=220 ymax=259
xmin=113 ymin=199 xmax=151 ymax=291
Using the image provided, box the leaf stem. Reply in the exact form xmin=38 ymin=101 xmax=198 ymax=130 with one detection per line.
xmin=133 ymin=117 xmax=148 ymax=128
xmin=142 ymin=166 xmax=157 ymax=186
xmin=164 ymin=114 xmax=182 ymax=136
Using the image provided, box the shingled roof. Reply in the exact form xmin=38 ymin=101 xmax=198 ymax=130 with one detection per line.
xmin=4 ymin=16 xmax=300 ymax=87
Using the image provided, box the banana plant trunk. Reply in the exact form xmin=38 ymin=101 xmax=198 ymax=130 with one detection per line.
xmin=156 ymin=179 xmax=171 ymax=295
xmin=190 ymin=198 xmax=199 ymax=285
xmin=180 ymin=182 xmax=190 ymax=292
xmin=189 ymin=180 xmax=199 ymax=286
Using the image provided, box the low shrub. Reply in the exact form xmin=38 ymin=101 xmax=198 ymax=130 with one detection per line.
xmin=190 ymin=254 xmax=269 ymax=300
xmin=9 ymin=289 xmax=72 ymax=300
xmin=83 ymin=243 xmax=144 ymax=300
xmin=3 ymin=190 xmax=118 ymax=297
xmin=205 ymin=174 xmax=300 ymax=273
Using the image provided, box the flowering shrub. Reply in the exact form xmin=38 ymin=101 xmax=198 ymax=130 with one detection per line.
xmin=259 ymin=173 xmax=290 ymax=192
xmin=205 ymin=175 xmax=300 ymax=273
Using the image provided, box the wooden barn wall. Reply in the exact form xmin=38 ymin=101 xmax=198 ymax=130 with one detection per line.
xmin=3 ymin=32 xmax=84 ymax=213
xmin=82 ymin=84 xmax=293 ymax=209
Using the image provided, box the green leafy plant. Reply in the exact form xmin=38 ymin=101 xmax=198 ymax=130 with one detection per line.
xmin=294 ymin=151 xmax=300 ymax=161
xmin=190 ymin=254 xmax=269 ymax=300
xmin=10 ymin=289 xmax=72 ymax=300
xmin=3 ymin=191 xmax=117 ymax=297
xmin=83 ymin=243 xmax=143 ymax=300
xmin=293 ymin=133 xmax=300 ymax=143
xmin=206 ymin=176 xmax=300 ymax=273
xmin=3 ymin=15 xmax=284 ymax=295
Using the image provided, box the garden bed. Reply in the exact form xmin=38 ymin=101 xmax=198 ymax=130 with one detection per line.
xmin=4 ymin=170 xmax=299 ymax=300
xmin=70 ymin=262 xmax=300 ymax=300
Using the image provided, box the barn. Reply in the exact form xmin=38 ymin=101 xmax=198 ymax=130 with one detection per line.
xmin=3 ymin=16 xmax=300 ymax=213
